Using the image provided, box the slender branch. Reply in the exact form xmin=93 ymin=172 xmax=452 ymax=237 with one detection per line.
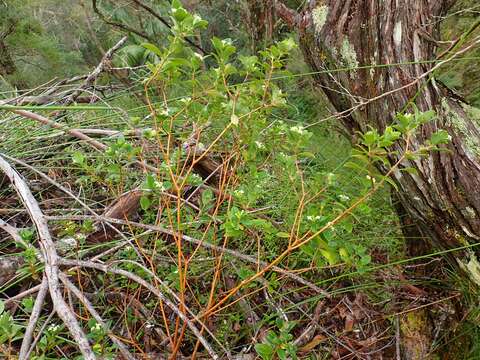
xmin=130 ymin=0 xmax=206 ymax=54
xmin=59 ymin=274 xmax=135 ymax=360
xmin=58 ymin=258 xmax=220 ymax=360
xmin=46 ymin=214 xmax=329 ymax=297
xmin=62 ymin=36 xmax=127 ymax=106
xmin=11 ymin=110 xmax=107 ymax=151
xmin=91 ymin=0 xmax=154 ymax=42
xmin=275 ymin=1 xmax=300 ymax=29
xmin=19 ymin=276 xmax=49 ymax=360
xmin=0 ymin=155 xmax=95 ymax=360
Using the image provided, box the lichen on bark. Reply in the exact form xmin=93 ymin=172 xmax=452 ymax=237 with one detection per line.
xmin=312 ymin=5 xmax=329 ymax=33
xmin=339 ymin=38 xmax=358 ymax=73
xmin=442 ymin=98 xmax=480 ymax=157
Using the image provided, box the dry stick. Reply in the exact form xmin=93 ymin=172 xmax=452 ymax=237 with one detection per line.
xmin=109 ymin=259 xmax=231 ymax=358
xmin=2 ymin=154 xmax=146 ymax=264
xmin=58 ymin=258 xmax=219 ymax=360
xmin=9 ymin=109 xmax=160 ymax=176
xmin=18 ymin=276 xmax=49 ymax=360
xmin=62 ymin=36 xmax=128 ymax=106
xmin=3 ymin=284 xmax=42 ymax=306
xmin=129 ymin=0 xmax=206 ymax=54
xmin=0 ymin=218 xmax=24 ymax=244
xmin=59 ymin=273 xmax=135 ymax=360
xmin=104 ymin=291 xmax=171 ymax=350
xmin=11 ymin=110 xmax=107 ymax=151
xmin=24 ymin=310 xmax=56 ymax=360
xmin=0 ymin=156 xmax=96 ymax=360
xmin=46 ymin=214 xmax=328 ymax=297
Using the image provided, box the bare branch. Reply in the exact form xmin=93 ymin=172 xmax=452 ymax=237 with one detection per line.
xmin=47 ymin=214 xmax=330 ymax=297
xmin=0 ymin=155 xmax=95 ymax=360
xmin=275 ymin=1 xmax=299 ymax=29
xmin=59 ymin=274 xmax=135 ymax=360
xmin=62 ymin=36 xmax=128 ymax=106
xmin=19 ymin=276 xmax=49 ymax=360
xmin=130 ymin=0 xmax=206 ymax=54
xmin=91 ymin=0 xmax=154 ymax=42
xmin=58 ymin=258 xmax=220 ymax=360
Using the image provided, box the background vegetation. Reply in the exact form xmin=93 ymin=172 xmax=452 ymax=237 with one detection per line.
xmin=0 ymin=1 xmax=479 ymax=359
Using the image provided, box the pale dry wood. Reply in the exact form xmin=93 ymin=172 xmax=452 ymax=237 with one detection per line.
xmin=18 ymin=276 xmax=49 ymax=360
xmin=0 ymin=155 xmax=96 ymax=359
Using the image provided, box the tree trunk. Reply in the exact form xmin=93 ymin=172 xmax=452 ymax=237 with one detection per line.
xmin=246 ymin=0 xmax=275 ymax=50
xmin=276 ymin=0 xmax=480 ymax=284
xmin=0 ymin=38 xmax=16 ymax=76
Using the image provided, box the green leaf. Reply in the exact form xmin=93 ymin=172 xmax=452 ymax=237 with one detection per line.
xmin=416 ymin=110 xmax=436 ymax=124
xmin=277 ymin=37 xmax=297 ymax=53
xmin=72 ymin=151 xmax=85 ymax=165
xmin=276 ymin=232 xmax=291 ymax=238
xmin=141 ymin=43 xmax=162 ymax=57
xmin=403 ymin=167 xmax=418 ymax=175
xmin=319 ymin=248 xmax=338 ymax=266
xmin=140 ymin=196 xmax=151 ymax=211
xmin=171 ymin=0 xmax=182 ymax=9
xmin=255 ymin=343 xmax=274 ymax=360
xmin=378 ymin=126 xmax=401 ymax=147
xmin=277 ymin=348 xmax=287 ymax=360
xmin=239 ymin=55 xmax=258 ymax=71
xmin=362 ymin=130 xmax=378 ymax=146
xmin=171 ymin=5 xmax=188 ymax=22
xmin=144 ymin=174 xmax=156 ymax=190
xmin=429 ymin=129 xmax=450 ymax=145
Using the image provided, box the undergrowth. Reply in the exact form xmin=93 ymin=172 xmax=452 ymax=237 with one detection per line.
xmin=0 ymin=1 xmax=469 ymax=359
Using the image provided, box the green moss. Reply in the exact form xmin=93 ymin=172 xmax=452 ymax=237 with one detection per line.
xmin=312 ymin=5 xmax=329 ymax=33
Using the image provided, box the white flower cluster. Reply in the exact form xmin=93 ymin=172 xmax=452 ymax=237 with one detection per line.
xmin=48 ymin=324 xmax=61 ymax=332
xmin=154 ymin=180 xmax=166 ymax=192
xmin=307 ymin=215 xmax=322 ymax=222
xmin=233 ymin=189 xmax=245 ymax=197
xmin=91 ymin=323 xmax=102 ymax=332
xmin=255 ymin=141 xmax=265 ymax=149
xmin=290 ymin=125 xmax=308 ymax=135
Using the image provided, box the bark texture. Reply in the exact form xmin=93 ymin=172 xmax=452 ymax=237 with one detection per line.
xmin=0 ymin=37 xmax=16 ymax=76
xmin=247 ymin=0 xmax=275 ymax=50
xmin=280 ymin=0 xmax=480 ymax=282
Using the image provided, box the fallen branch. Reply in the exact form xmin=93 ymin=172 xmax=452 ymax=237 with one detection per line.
xmin=62 ymin=36 xmax=128 ymax=106
xmin=58 ymin=258 xmax=220 ymax=360
xmin=60 ymin=273 xmax=135 ymax=360
xmin=0 ymin=155 xmax=95 ymax=359
xmin=47 ymin=214 xmax=329 ymax=297
xmin=19 ymin=276 xmax=49 ymax=360
xmin=0 ymin=95 xmax=99 ymax=106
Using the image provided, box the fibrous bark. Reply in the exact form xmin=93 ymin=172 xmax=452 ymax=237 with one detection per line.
xmin=246 ymin=0 xmax=275 ymax=50
xmin=277 ymin=0 xmax=480 ymax=284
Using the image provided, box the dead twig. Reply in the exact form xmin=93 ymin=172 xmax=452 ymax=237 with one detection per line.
xmin=18 ymin=276 xmax=49 ymax=360
xmin=47 ymin=214 xmax=329 ymax=297
xmin=62 ymin=36 xmax=128 ymax=106
xmin=59 ymin=273 xmax=135 ymax=360
xmin=0 ymin=155 xmax=95 ymax=359
xmin=58 ymin=258 xmax=220 ymax=360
